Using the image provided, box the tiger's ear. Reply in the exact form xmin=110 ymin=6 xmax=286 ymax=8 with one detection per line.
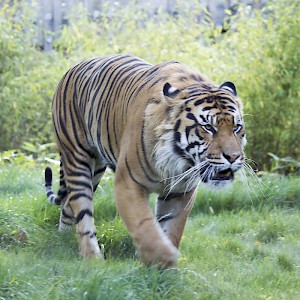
xmin=163 ymin=82 xmax=180 ymax=99
xmin=219 ymin=81 xmax=237 ymax=96
xmin=162 ymin=82 xmax=181 ymax=105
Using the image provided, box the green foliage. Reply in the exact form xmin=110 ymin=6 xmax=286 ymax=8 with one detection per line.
xmin=0 ymin=3 xmax=68 ymax=150
xmin=0 ymin=0 xmax=299 ymax=169
xmin=268 ymin=153 xmax=300 ymax=175
xmin=0 ymin=142 xmax=58 ymax=166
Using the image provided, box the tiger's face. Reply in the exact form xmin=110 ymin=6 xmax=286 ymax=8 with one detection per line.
xmin=154 ymin=81 xmax=246 ymax=190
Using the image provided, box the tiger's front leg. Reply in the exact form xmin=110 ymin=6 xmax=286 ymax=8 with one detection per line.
xmin=114 ymin=167 xmax=180 ymax=268
xmin=156 ymin=190 xmax=196 ymax=248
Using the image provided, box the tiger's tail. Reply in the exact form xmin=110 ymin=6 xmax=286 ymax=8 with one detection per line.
xmin=45 ymin=166 xmax=66 ymax=205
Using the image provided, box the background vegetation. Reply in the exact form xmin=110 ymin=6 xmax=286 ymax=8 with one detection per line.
xmin=1 ymin=1 xmax=300 ymax=298
xmin=0 ymin=0 xmax=299 ymax=170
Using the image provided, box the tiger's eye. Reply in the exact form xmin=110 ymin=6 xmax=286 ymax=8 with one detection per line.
xmin=203 ymin=124 xmax=216 ymax=134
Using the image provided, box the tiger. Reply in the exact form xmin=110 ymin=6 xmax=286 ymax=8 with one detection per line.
xmin=45 ymin=54 xmax=246 ymax=268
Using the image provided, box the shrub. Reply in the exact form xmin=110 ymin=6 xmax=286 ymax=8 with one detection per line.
xmin=0 ymin=3 xmax=68 ymax=150
xmin=1 ymin=0 xmax=299 ymax=170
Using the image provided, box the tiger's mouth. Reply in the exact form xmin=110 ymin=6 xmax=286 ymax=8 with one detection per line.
xmin=200 ymin=168 xmax=234 ymax=184
xmin=212 ymin=168 xmax=234 ymax=181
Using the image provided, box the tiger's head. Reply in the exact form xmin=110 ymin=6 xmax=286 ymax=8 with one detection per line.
xmin=152 ymin=80 xmax=246 ymax=190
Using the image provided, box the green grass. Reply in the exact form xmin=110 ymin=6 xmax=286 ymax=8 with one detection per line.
xmin=1 ymin=165 xmax=300 ymax=299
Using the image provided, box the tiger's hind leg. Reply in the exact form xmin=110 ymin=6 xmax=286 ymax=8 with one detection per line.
xmin=58 ymin=159 xmax=106 ymax=232
xmin=156 ymin=190 xmax=196 ymax=248
xmin=58 ymin=161 xmax=75 ymax=231
xmin=59 ymin=201 xmax=75 ymax=231
xmin=61 ymin=153 xmax=104 ymax=258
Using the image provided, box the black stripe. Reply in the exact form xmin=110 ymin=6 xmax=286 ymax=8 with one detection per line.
xmin=46 ymin=191 xmax=54 ymax=198
xmin=191 ymin=74 xmax=204 ymax=82
xmin=94 ymin=166 xmax=106 ymax=175
xmin=202 ymin=106 xmax=214 ymax=111
xmin=75 ymin=209 xmax=93 ymax=224
xmin=186 ymin=113 xmax=199 ymax=123
xmin=174 ymin=119 xmax=181 ymax=131
xmin=195 ymin=128 xmax=204 ymax=140
xmin=62 ymin=209 xmax=73 ymax=219
xmin=227 ymin=105 xmax=236 ymax=112
xmin=214 ymin=95 xmax=236 ymax=104
xmin=89 ymin=56 xmax=144 ymax=163
xmin=68 ymin=187 xmax=90 ymax=193
xmin=136 ymin=148 xmax=159 ymax=184
xmin=123 ymin=68 xmax=153 ymax=112
xmin=199 ymin=115 xmax=207 ymax=123
xmin=174 ymin=131 xmax=181 ymax=142
xmin=125 ymin=156 xmax=147 ymax=190
xmin=100 ymin=59 xmax=146 ymax=163
xmin=103 ymin=61 xmax=151 ymax=149
xmin=57 ymin=116 xmax=89 ymax=160
xmin=69 ymin=193 xmax=92 ymax=202
xmin=78 ymin=231 xmax=96 ymax=238
xmin=68 ymin=98 xmax=94 ymax=158
xmin=94 ymin=56 xmax=139 ymax=122
xmin=148 ymin=76 xmax=164 ymax=90
xmin=194 ymin=99 xmax=205 ymax=106
xmin=108 ymin=164 xmax=116 ymax=172
xmin=67 ymin=180 xmax=92 ymax=189
xmin=131 ymin=61 xmax=179 ymax=102
xmin=61 ymin=219 xmax=73 ymax=225
xmin=185 ymin=141 xmax=201 ymax=152
xmin=186 ymin=124 xmax=201 ymax=137
xmin=62 ymin=155 xmax=92 ymax=176
xmin=173 ymin=144 xmax=185 ymax=157
xmin=140 ymin=116 xmax=156 ymax=175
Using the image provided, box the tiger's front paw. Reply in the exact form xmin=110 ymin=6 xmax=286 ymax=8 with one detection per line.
xmin=137 ymin=238 xmax=180 ymax=268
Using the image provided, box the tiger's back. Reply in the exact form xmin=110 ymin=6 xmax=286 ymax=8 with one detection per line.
xmin=46 ymin=54 xmax=246 ymax=267
xmin=53 ymin=55 xmax=149 ymax=166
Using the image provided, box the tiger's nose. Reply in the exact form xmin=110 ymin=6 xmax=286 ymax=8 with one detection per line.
xmin=223 ymin=152 xmax=240 ymax=163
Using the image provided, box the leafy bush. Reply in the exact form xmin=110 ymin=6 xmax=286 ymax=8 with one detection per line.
xmin=268 ymin=153 xmax=300 ymax=175
xmin=0 ymin=142 xmax=57 ymax=166
xmin=1 ymin=0 xmax=299 ymax=170
xmin=0 ymin=3 xmax=68 ymax=150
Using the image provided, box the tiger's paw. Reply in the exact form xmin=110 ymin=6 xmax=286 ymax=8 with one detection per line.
xmin=137 ymin=238 xmax=180 ymax=269
xmin=78 ymin=233 xmax=103 ymax=259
